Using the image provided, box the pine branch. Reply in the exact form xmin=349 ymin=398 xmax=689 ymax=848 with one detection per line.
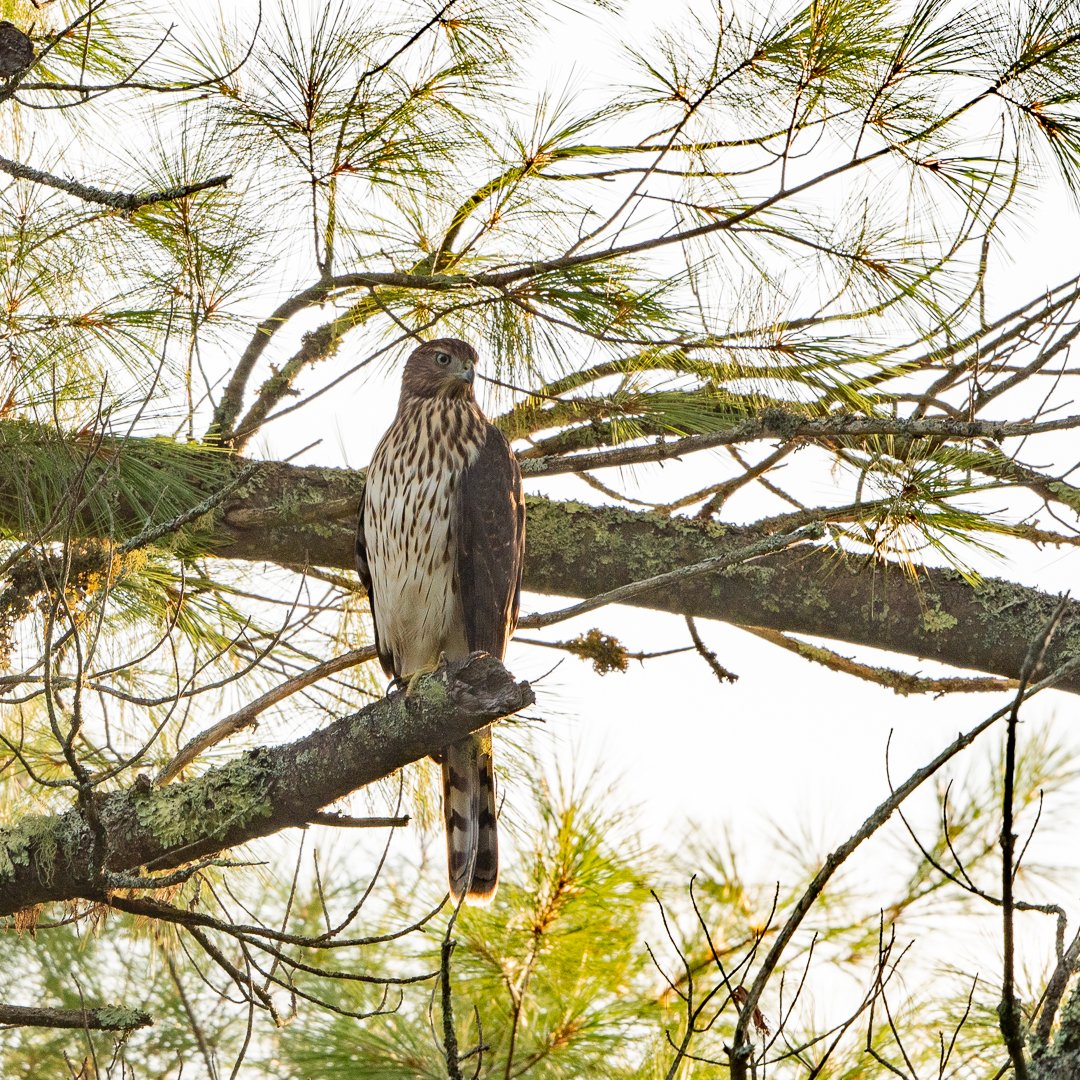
xmin=1 ymin=422 xmax=1079 ymax=698
xmin=0 ymin=1002 xmax=152 ymax=1030
xmin=0 ymin=655 xmax=533 ymax=915
xmin=0 ymin=154 xmax=231 ymax=210
xmin=518 ymin=411 xmax=1080 ymax=477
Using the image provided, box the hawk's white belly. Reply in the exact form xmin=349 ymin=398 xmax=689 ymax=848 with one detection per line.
xmin=363 ymin=400 xmax=484 ymax=676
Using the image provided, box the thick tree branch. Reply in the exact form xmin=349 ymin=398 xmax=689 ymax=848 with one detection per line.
xmin=3 ymin=427 xmax=1079 ymax=695
xmin=0 ymin=655 xmax=533 ymax=915
xmin=521 ymin=522 xmax=824 ymax=628
xmin=194 ymin=456 xmax=1080 ymax=694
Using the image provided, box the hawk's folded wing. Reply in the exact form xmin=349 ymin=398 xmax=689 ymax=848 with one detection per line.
xmin=454 ymin=424 xmax=525 ymax=659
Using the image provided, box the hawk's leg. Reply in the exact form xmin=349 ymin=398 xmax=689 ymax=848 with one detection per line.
xmin=403 ymin=655 xmax=446 ymax=698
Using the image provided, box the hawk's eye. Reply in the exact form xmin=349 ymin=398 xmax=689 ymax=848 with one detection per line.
xmin=434 ymin=352 xmax=452 ymax=366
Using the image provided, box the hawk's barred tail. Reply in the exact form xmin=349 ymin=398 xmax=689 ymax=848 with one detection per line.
xmin=442 ymin=728 xmax=498 ymax=903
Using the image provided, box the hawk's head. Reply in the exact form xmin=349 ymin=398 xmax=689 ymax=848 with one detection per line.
xmin=400 ymin=338 xmax=478 ymax=402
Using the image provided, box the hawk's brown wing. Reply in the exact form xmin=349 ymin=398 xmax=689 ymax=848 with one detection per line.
xmin=454 ymin=423 xmax=525 ymax=659
xmin=355 ymin=487 xmax=393 ymax=678
xmin=355 ymin=491 xmax=372 ymax=596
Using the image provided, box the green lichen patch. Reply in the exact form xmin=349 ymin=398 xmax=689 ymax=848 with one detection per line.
xmin=800 ymin=579 xmax=831 ymax=611
xmin=1032 ymin=980 xmax=1080 ymax=1077
xmin=0 ymin=814 xmax=59 ymax=885
xmin=738 ymin=564 xmax=780 ymax=612
xmin=921 ymin=604 xmax=957 ymax=633
xmin=136 ymin=754 xmax=274 ymax=850
xmin=93 ymin=1006 xmax=153 ymax=1030
xmin=416 ymin=674 xmax=450 ymax=711
xmin=1048 ymin=479 xmax=1080 ymax=514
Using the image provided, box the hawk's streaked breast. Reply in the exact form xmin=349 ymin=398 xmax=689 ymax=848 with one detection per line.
xmin=363 ymin=396 xmax=488 ymax=676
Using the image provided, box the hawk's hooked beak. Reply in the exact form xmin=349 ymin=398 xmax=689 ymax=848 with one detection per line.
xmin=456 ymin=363 xmax=475 ymax=385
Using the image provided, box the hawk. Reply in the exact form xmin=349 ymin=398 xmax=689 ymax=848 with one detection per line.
xmin=355 ymin=338 xmax=525 ymax=902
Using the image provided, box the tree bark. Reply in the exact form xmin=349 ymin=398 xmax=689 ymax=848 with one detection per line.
xmin=0 ymin=1003 xmax=152 ymax=1030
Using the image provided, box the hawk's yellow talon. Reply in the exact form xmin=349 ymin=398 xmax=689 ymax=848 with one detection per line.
xmin=403 ymin=659 xmax=441 ymax=698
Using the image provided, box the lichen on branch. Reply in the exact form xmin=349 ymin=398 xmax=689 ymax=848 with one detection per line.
xmin=0 ymin=655 xmax=533 ymax=916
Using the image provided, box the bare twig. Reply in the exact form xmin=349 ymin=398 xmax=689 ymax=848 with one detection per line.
xmin=727 ymin=647 xmax=1080 ymax=1079
xmin=307 ymin=811 xmax=408 ymax=829
xmin=999 ymin=597 xmax=1069 ymax=1076
xmin=441 ymin=933 xmax=464 ymax=1080
xmin=685 ymin=617 xmax=738 ymax=684
xmin=744 ymin=625 xmax=1019 ymax=696
xmin=156 ymin=644 xmax=376 ymax=783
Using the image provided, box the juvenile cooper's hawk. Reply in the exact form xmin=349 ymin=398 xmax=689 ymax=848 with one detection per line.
xmin=355 ymin=338 xmax=525 ymax=901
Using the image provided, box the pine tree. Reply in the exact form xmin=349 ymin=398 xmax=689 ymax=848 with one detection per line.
xmin=0 ymin=0 xmax=1080 ymax=1074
